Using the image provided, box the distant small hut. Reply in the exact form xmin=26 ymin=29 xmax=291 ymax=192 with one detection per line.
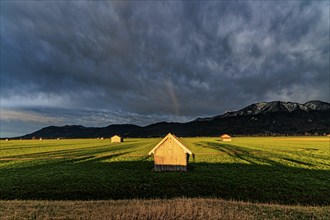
xmin=148 ymin=133 xmax=193 ymax=172
xmin=220 ymin=134 xmax=232 ymax=142
xmin=111 ymin=135 xmax=123 ymax=143
xmin=39 ymin=137 xmax=43 ymax=141
xmin=5 ymin=139 xmax=9 ymax=141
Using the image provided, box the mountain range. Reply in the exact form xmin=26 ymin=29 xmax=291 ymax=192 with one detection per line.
xmin=19 ymin=100 xmax=330 ymax=138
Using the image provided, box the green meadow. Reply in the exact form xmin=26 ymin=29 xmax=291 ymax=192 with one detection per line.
xmin=1 ymin=137 xmax=329 ymax=205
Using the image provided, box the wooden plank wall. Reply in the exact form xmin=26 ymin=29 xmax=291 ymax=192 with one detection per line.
xmin=154 ymin=165 xmax=187 ymax=171
xmin=154 ymin=138 xmax=187 ymax=166
xmin=111 ymin=136 xmax=122 ymax=143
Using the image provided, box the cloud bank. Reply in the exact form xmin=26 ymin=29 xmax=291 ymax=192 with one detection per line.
xmin=1 ymin=1 xmax=329 ymax=137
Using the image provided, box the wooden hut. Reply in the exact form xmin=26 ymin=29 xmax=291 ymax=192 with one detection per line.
xmin=220 ymin=134 xmax=232 ymax=142
xmin=111 ymin=135 xmax=123 ymax=143
xmin=148 ymin=133 xmax=193 ymax=171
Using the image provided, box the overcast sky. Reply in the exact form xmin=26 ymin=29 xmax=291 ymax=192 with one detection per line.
xmin=1 ymin=1 xmax=329 ymax=137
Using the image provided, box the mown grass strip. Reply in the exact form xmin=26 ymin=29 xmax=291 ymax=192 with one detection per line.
xmin=1 ymin=198 xmax=329 ymax=220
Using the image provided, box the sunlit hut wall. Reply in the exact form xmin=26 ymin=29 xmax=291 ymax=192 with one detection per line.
xmin=148 ymin=133 xmax=193 ymax=171
xmin=111 ymin=135 xmax=123 ymax=143
xmin=220 ymin=134 xmax=232 ymax=142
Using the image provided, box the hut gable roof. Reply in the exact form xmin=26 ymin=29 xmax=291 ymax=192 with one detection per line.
xmin=148 ymin=133 xmax=192 ymax=155
xmin=220 ymin=134 xmax=231 ymax=138
xmin=111 ymin=135 xmax=121 ymax=138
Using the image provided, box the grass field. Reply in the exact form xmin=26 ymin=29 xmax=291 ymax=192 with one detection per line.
xmin=1 ymin=137 xmax=330 ymax=206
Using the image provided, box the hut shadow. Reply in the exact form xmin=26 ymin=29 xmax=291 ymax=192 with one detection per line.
xmin=195 ymin=141 xmax=317 ymax=168
xmin=206 ymin=142 xmax=281 ymax=166
xmin=1 ymin=143 xmax=135 ymax=160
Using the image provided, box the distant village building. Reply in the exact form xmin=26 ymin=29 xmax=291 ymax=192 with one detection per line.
xmin=39 ymin=138 xmax=43 ymax=140
xmin=220 ymin=134 xmax=232 ymax=142
xmin=148 ymin=133 xmax=193 ymax=172
xmin=111 ymin=135 xmax=123 ymax=143
xmin=5 ymin=139 xmax=9 ymax=141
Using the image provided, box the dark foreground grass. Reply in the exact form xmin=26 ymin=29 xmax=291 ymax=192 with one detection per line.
xmin=0 ymin=138 xmax=329 ymax=205
xmin=1 ymin=160 xmax=330 ymax=205
xmin=1 ymin=198 xmax=330 ymax=220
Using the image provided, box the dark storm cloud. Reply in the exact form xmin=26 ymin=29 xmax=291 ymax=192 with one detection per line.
xmin=1 ymin=1 xmax=329 ymax=136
